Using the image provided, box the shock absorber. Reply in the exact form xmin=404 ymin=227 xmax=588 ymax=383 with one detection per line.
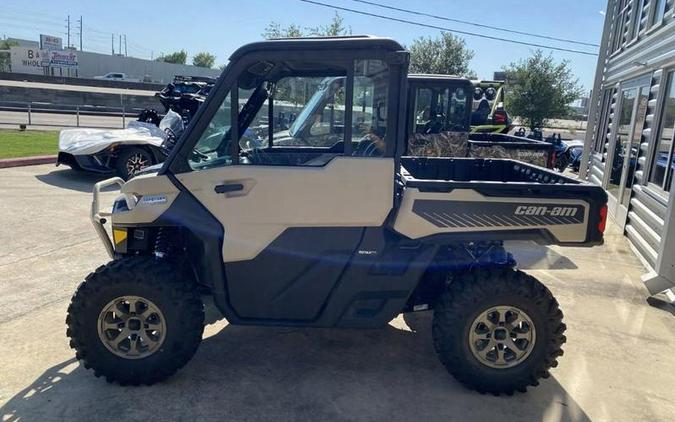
xmin=154 ymin=227 xmax=169 ymax=258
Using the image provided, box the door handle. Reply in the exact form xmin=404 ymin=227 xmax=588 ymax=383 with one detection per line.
xmin=214 ymin=183 xmax=244 ymax=194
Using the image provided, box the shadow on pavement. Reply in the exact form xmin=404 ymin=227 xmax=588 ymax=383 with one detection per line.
xmin=0 ymin=313 xmax=591 ymax=422
xmin=34 ymin=169 xmax=111 ymax=193
xmin=508 ymin=242 xmax=578 ymax=270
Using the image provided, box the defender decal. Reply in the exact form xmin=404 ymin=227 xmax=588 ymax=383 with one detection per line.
xmin=413 ymin=200 xmax=585 ymax=228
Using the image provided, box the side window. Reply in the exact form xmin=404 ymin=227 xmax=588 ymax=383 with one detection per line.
xmin=244 ymin=75 xmax=347 ymax=151
xmin=446 ymin=86 xmax=469 ymax=130
xmin=352 ymin=60 xmax=389 ymax=157
xmin=412 ymin=86 xmax=468 ymax=134
xmin=413 ymin=88 xmax=433 ymax=131
xmin=649 ymin=70 xmax=675 ymax=191
xmin=188 ymin=92 xmax=233 ymax=170
xmin=187 ymin=59 xmax=392 ymax=170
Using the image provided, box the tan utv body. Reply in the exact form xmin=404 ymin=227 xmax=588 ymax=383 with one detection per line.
xmin=68 ymin=36 xmax=607 ymax=394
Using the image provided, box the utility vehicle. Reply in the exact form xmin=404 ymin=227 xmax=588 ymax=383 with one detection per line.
xmin=67 ymin=36 xmax=607 ymax=394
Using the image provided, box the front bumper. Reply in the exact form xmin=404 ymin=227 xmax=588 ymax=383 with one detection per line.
xmin=91 ymin=177 xmax=134 ymax=258
xmin=57 ymin=151 xmax=115 ymax=174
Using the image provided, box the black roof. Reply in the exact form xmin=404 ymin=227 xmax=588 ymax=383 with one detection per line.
xmin=229 ymin=35 xmax=405 ymax=61
xmin=408 ymin=73 xmax=469 ymax=81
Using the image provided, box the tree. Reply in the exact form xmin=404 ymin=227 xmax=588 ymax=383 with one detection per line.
xmin=308 ymin=12 xmax=351 ymax=36
xmin=262 ymin=12 xmax=351 ymax=39
xmin=0 ymin=39 xmax=18 ymax=72
xmin=192 ymin=52 xmax=215 ymax=68
xmin=409 ymin=32 xmax=475 ymax=77
xmin=262 ymin=22 xmax=304 ymax=39
xmin=156 ymin=50 xmax=187 ymax=65
xmin=502 ymin=50 xmax=583 ymax=130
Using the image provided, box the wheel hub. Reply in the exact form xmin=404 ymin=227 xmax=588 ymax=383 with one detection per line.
xmin=468 ymin=305 xmax=536 ymax=369
xmin=97 ymin=296 xmax=166 ymax=359
xmin=126 ymin=154 xmax=149 ymax=175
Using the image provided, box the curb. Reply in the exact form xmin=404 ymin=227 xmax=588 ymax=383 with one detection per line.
xmin=0 ymin=155 xmax=57 ymax=169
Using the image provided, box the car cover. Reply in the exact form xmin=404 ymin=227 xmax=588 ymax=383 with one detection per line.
xmin=57 ymin=111 xmax=183 ymax=156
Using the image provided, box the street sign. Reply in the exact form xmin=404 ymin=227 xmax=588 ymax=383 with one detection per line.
xmin=40 ymin=34 xmax=63 ymax=51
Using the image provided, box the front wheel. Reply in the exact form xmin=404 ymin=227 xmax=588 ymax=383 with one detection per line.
xmin=115 ymin=147 xmax=154 ymax=180
xmin=66 ymin=257 xmax=204 ymax=385
xmin=432 ymin=269 xmax=566 ymax=394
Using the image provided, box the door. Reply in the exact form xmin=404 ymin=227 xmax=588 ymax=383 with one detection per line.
xmin=605 ymin=77 xmax=650 ymax=226
xmin=173 ymin=58 xmax=396 ymax=321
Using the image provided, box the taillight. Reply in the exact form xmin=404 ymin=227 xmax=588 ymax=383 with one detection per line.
xmin=493 ymin=110 xmax=507 ymax=124
xmin=549 ymin=151 xmax=557 ymax=169
xmin=598 ymin=205 xmax=608 ymax=234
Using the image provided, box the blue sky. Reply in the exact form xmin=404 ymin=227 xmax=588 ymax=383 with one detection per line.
xmin=2 ymin=0 xmax=606 ymax=90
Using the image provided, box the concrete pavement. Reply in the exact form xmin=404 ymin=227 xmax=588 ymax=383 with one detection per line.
xmin=0 ymin=164 xmax=674 ymax=421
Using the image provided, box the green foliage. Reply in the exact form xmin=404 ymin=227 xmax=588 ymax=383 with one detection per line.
xmin=409 ymin=32 xmax=475 ymax=77
xmin=0 ymin=39 xmax=19 ymax=72
xmin=262 ymin=12 xmax=351 ymax=39
xmin=503 ymin=50 xmax=583 ymax=130
xmin=0 ymin=130 xmax=58 ymax=159
xmin=156 ymin=50 xmax=187 ymax=65
xmin=192 ymin=52 xmax=216 ymax=68
xmin=308 ymin=12 xmax=351 ymax=36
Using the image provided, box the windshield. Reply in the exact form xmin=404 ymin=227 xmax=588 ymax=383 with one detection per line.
xmin=158 ymin=110 xmax=184 ymax=136
xmin=289 ymin=77 xmax=344 ymax=137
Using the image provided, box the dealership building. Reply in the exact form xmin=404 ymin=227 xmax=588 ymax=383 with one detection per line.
xmin=581 ymin=0 xmax=675 ymax=300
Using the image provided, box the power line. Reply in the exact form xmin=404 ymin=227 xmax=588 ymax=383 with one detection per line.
xmin=297 ymin=0 xmax=598 ymax=56
xmin=348 ymin=0 xmax=599 ymax=48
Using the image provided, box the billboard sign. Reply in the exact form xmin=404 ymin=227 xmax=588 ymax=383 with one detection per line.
xmin=40 ymin=34 xmax=63 ymax=51
xmin=47 ymin=50 xmax=78 ymax=68
xmin=10 ymin=47 xmax=47 ymax=74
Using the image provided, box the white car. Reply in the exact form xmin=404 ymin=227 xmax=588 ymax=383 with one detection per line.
xmin=94 ymin=72 xmax=140 ymax=82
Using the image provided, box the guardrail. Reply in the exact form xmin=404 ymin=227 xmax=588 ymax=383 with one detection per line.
xmin=0 ymin=101 xmax=147 ymax=129
xmin=0 ymin=71 xmax=164 ymax=91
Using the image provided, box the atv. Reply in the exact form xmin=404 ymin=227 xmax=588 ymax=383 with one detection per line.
xmin=67 ymin=36 xmax=607 ymax=394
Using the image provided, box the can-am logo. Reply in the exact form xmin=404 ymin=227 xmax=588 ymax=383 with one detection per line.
xmin=515 ymin=205 xmax=579 ymax=217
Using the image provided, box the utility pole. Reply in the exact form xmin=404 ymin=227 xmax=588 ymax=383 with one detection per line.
xmin=77 ymin=16 xmax=83 ymax=51
xmin=66 ymin=15 xmax=71 ymax=49
xmin=111 ymin=33 xmax=114 ymax=55
xmin=124 ymin=34 xmax=127 ymax=57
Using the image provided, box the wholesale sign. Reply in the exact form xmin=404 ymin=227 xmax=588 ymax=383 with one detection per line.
xmin=10 ymin=47 xmax=78 ymax=74
xmin=10 ymin=47 xmax=47 ymax=74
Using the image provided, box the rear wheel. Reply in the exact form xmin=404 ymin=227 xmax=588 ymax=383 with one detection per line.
xmin=432 ymin=268 xmax=566 ymax=394
xmin=115 ymin=147 xmax=153 ymax=180
xmin=66 ymin=257 xmax=204 ymax=385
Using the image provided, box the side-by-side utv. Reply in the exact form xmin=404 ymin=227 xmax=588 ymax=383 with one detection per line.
xmin=67 ymin=36 xmax=607 ymax=395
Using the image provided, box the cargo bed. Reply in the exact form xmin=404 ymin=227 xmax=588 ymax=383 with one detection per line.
xmin=394 ymin=157 xmax=607 ymax=246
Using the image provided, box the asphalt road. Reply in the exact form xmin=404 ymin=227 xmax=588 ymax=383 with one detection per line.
xmin=0 ymin=79 xmax=156 ymax=96
xmin=0 ymin=110 xmax=127 ymax=130
xmin=1 ymin=164 xmax=674 ymax=421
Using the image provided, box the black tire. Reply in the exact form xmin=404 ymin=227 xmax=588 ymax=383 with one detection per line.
xmin=66 ymin=257 xmax=204 ymax=385
xmin=432 ymin=268 xmax=566 ymax=395
xmin=114 ymin=147 xmax=154 ymax=180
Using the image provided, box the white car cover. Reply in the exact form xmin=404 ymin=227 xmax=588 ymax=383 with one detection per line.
xmin=58 ymin=111 xmax=183 ymax=156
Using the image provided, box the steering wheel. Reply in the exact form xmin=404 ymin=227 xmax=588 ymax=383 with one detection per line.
xmin=353 ymin=136 xmax=383 ymax=157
